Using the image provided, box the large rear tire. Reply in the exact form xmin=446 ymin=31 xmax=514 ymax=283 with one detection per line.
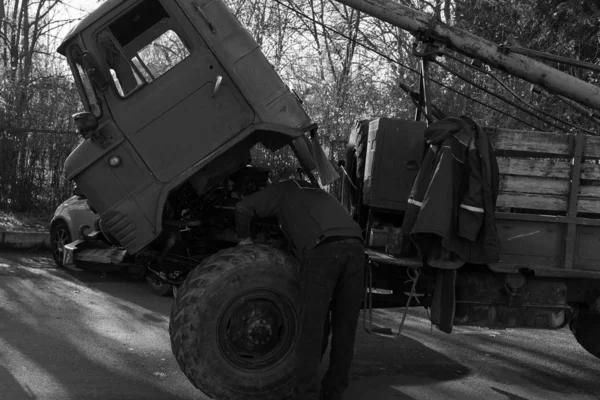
xmin=570 ymin=308 xmax=600 ymax=358
xmin=169 ymin=245 xmax=301 ymax=400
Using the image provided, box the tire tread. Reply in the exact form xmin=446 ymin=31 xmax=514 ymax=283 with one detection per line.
xmin=169 ymin=245 xmax=299 ymax=400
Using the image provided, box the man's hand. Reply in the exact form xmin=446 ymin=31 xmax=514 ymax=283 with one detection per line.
xmin=238 ymin=237 xmax=253 ymax=246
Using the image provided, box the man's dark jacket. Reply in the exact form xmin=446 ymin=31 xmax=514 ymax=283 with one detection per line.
xmin=400 ymin=117 xmax=501 ymax=268
xmin=235 ymin=179 xmax=362 ymax=260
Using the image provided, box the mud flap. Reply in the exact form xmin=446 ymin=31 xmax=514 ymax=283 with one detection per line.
xmin=430 ymin=268 xmax=456 ymax=333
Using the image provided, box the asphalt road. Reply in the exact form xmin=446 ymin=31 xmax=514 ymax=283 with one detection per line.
xmin=1 ymin=250 xmax=599 ymax=400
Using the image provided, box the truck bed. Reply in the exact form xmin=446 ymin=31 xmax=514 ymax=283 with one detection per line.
xmin=369 ymin=127 xmax=600 ymax=279
xmin=489 ymin=128 xmax=600 ymax=277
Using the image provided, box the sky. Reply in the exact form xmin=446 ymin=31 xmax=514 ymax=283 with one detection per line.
xmin=56 ymin=0 xmax=101 ymax=41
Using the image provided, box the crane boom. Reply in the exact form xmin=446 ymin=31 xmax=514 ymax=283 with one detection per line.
xmin=333 ymin=0 xmax=600 ymax=113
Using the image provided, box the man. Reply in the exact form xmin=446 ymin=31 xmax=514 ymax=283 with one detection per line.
xmin=235 ymin=178 xmax=364 ymax=400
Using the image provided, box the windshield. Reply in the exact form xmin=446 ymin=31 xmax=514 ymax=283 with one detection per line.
xmin=97 ymin=0 xmax=190 ymax=97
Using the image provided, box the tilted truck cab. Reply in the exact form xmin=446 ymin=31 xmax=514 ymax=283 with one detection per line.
xmin=57 ymin=1 xmax=336 ymax=398
xmin=58 ymin=0 xmax=318 ymax=253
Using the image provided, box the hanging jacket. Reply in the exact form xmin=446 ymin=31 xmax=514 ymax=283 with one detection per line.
xmin=400 ymin=116 xmax=500 ymax=269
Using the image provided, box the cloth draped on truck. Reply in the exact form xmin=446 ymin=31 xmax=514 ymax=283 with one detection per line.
xmin=400 ymin=116 xmax=501 ymax=269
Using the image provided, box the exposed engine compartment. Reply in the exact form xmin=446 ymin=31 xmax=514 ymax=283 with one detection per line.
xmin=137 ymin=165 xmax=286 ymax=286
xmin=160 ymin=165 xmax=285 ymax=259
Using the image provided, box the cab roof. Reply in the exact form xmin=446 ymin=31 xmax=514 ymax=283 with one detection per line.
xmin=57 ymin=0 xmax=128 ymax=55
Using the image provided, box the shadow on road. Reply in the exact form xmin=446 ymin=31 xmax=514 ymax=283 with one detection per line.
xmin=4 ymin=250 xmax=600 ymax=400
xmin=348 ymin=327 xmax=471 ymax=383
xmin=0 ymin=365 xmax=35 ymax=399
xmin=371 ymin=308 xmax=600 ymax=396
xmin=59 ymin=263 xmax=175 ymax=317
xmin=3 ymin=250 xmax=474 ymax=399
xmin=0 ymin=250 xmax=198 ymax=400
xmin=491 ymin=387 xmax=531 ymax=400
xmin=318 ymin=321 xmax=472 ymax=399
xmin=18 ymin=250 xmax=176 ymax=317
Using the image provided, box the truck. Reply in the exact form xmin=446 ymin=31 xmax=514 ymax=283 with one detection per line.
xmin=54 ymin=0 xmax=600 ymax=399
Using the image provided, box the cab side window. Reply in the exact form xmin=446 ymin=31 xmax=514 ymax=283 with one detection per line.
xmin=134 ymin=30 xmax=189 ymax=80
xmin=96 ymin=0 xmax=191 ymax=97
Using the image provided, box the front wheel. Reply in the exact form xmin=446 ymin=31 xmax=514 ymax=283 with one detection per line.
xmin=50 ymin=221 xmax=71 ymax=268
xmin=169 ymin=245 xmax=301 ymax=400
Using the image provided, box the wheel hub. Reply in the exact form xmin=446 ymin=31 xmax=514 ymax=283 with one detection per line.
xmin=218 ymin=289 xmax=297 ymax=371
xmin=247 ymin=318 xmax=273 ymax=345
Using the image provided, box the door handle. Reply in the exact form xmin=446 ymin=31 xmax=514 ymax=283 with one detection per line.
xmin=213 ymin=75 xmax=222 ymax=98
xmin=193 ymin=4 xmax=217 ymax=34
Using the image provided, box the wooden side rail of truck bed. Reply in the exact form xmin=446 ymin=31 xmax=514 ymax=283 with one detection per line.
xmin=368 ymin=127 xmax=600 ymax=279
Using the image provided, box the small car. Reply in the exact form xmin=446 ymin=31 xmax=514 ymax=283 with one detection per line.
xmin=49 ymin=195 xmax=174 ymax=296
xmin=49 ymin=195 xmax=99 ymax=268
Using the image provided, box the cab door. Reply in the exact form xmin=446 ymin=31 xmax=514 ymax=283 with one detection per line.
xmin=96 ymin=0 xmax=254 ymax=183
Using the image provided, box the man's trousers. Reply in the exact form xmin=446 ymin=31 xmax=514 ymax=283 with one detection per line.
xmin=293 ymin=239 xmax=365 ymax=400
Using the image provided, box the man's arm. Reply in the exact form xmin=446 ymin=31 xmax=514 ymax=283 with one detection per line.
xmin=235 ymin=183 xmax=284 ymax=241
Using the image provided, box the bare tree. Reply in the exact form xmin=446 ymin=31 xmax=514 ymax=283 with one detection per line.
xmin=0 ymin=0 xmax=81 ymax=211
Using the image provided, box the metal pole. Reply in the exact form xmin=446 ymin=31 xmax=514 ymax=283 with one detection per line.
xmin=332 ymin=0 xmax=600 ymax=112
